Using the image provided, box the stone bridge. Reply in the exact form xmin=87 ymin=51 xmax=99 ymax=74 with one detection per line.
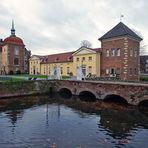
xmin=54 ymin=80 xmax=148 ymax=105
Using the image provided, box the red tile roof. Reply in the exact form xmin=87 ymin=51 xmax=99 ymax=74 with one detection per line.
xmin=41 ymin=51 xmax=74 ymax=64
xmin=39 ymin=47 xmax=102 ymax=64
xmin=4 ymin=36 xmax=24 ymax=46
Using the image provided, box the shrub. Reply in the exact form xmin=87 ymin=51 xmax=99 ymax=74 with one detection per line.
xmin=16 ymin=70 xmax=21 ymax=75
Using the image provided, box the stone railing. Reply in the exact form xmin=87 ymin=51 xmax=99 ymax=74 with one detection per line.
xmin=85 ymin=76 xmax=121 ymax=81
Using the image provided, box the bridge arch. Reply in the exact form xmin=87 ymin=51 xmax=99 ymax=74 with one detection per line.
xmin=58 ymin=88 xmax=72 ymax=99
xmin=103 ymin=94 xmax=128 ymax=104
xmin=79 ymin=91 xmax=96 ymax=102
xmin=138 ymin=99 xmax=148 ymax=107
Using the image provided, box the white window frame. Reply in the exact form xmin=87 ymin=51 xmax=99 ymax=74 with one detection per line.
xmin=117 ymin=48 xmax=121 ymax=56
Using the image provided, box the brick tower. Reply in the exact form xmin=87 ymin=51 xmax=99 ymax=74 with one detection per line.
xmin=99 ymin=22 xmax=142 ymax=81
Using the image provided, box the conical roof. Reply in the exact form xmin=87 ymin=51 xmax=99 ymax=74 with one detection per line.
xmin=99 ymin=22 xmax=142 ymax=41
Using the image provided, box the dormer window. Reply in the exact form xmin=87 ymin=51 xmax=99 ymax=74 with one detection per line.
xmin=68 ymin=56 xmax=72 ymax=61
xmin=55 ymin=57 xmax=59 ymax=62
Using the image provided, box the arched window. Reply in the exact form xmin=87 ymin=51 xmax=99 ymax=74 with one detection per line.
xmin=111 ymin=49 xmax=115 ymax=56
xmin=14 ymin=58 xmax=19 ymax=65
xmin=15 ymin=46 xmax=19 ymax=55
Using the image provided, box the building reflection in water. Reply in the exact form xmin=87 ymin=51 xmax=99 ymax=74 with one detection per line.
xmin=6 ymin=110 xmax=24 ymax=134
xmin=1 ymin=95 xmax=148 ymax=147
xmin=46 ymin=102 xmax=61 ymax=127
xmin=98 ymin=108 xmax=148 ymax=145
xmin=0 ymin=96 xmax=61 ymax=133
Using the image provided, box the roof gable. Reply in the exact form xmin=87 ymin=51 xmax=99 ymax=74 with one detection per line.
xmin=73 ymin=46 xmax=97 ymax=56
xmin=99 ymin=22 xmax=142 ymax=41
xmin=30 ymin=55 xmax=40 ymax=60
xmin=30 ymin=55 xmax=47 ymax=61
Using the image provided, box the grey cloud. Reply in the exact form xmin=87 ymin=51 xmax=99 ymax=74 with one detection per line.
xmin=0 ymin=0 xmax=148 ymax=54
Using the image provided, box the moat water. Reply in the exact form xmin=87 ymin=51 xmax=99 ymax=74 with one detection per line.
xmin=0 ymin=95 xmax=148 ymax=148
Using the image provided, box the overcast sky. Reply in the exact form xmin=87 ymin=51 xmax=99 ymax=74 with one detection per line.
xmin=0 ymin=0 xmax=148 ymax=55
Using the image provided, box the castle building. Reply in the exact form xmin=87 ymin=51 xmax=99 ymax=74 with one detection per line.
xmin=99 ymin=22 xmax=142 ymax=81
xmin=140 ymin=55 xmax=148 ymax=74
xmin=0 ymin=21 xmax=31 ymax=74
xmin=29 ymin=22 xmax=142 ymax=81
xmin=29 ymin=46 xmax=101 ymax=77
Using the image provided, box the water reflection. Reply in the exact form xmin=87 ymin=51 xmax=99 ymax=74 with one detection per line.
xmin=0 ymin=95 xmax=148 ymax=147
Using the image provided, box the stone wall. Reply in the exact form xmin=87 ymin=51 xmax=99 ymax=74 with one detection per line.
xmin=0 ymin=80 xmax=56 ymax=98
xmin=1 ymin=80 xmax=148 ymax=106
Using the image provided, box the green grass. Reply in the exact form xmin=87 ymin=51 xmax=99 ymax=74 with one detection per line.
xmin=140 ymin=76 xmax=148 ymax=81
xmin=9 ymin=74 xmax=47 ymax=78
xmin=0 ymin=74 xmax=71 ymax=82
xmin=27 ymin=75 xmax=47 ymax=78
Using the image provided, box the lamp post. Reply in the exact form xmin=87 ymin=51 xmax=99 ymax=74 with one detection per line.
xmin=46 ymin=57 xmax=48 ymax=80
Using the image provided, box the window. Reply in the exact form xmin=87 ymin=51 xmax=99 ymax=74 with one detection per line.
xmin=130 ymin=48 xmax=133 ymax=56
xmin=134 ymin=49 xmax=137 ymax=57
xmin=61 ymin=67 xmax=63 ymax=74
xmin=76 ymin=57 xmax=79 ymax=62
xmin=67 ymin=67 xmax=70 ymax=74
xmin=129 ymin=68 xmax=132 ymax=75
xmin=106 ymin=49 xmax=109 ymax=57
xmin=88 ymin=56 xmax=92 ymax=61
xmin=44 ymin=66 xmax=46 ymax=74
xmin=82 ymin=57 xmax=85 ymax=61
xmin=117 ymin=48 xmax=121 ymax=56
xmin=145 ymin=64 xmax=148 ymax=68
xmin=134 ymin=68 xmax=137 ymax=75
xmin=145 ymin=65 xmax=148 ymax=72
xmin=110 ymin=68 xmax=116 ymax=76
xmin=106 ymin=69 xmax=109 ymax=74
xmin=88 ymin=66 xmax=92 ymax=74
xmin=48 ymin=66 xmax=50 ymax=74
xmin=14 ymin=58 xmax=19 ymax=65
xmin=111 ymin=49 xmax=115 ymax=56
xmin=15 ymin=47 xmax=19 ymax=55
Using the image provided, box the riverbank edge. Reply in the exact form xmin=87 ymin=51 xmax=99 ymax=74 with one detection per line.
xmin=0 ymin=80 xmax=56 ymax=99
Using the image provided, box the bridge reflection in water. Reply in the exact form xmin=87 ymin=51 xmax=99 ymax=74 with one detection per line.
xmin=0 ymin=95 xmax=148 ymax=147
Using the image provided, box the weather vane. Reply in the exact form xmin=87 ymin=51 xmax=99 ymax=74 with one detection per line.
xmin=120 ymin=14 xmax=124 ymax=22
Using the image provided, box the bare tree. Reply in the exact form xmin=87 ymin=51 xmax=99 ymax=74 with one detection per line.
xmin=80 ymin=40 xmax=92 ymax=48
xmin=131 ymin=28 xmax=148 ymax=55
xmin=140 ymin=42 xmax=148 ymax=55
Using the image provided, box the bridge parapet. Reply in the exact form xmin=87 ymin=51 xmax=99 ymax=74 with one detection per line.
xmin=54 ymin=80 xmax=148 ymax=105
